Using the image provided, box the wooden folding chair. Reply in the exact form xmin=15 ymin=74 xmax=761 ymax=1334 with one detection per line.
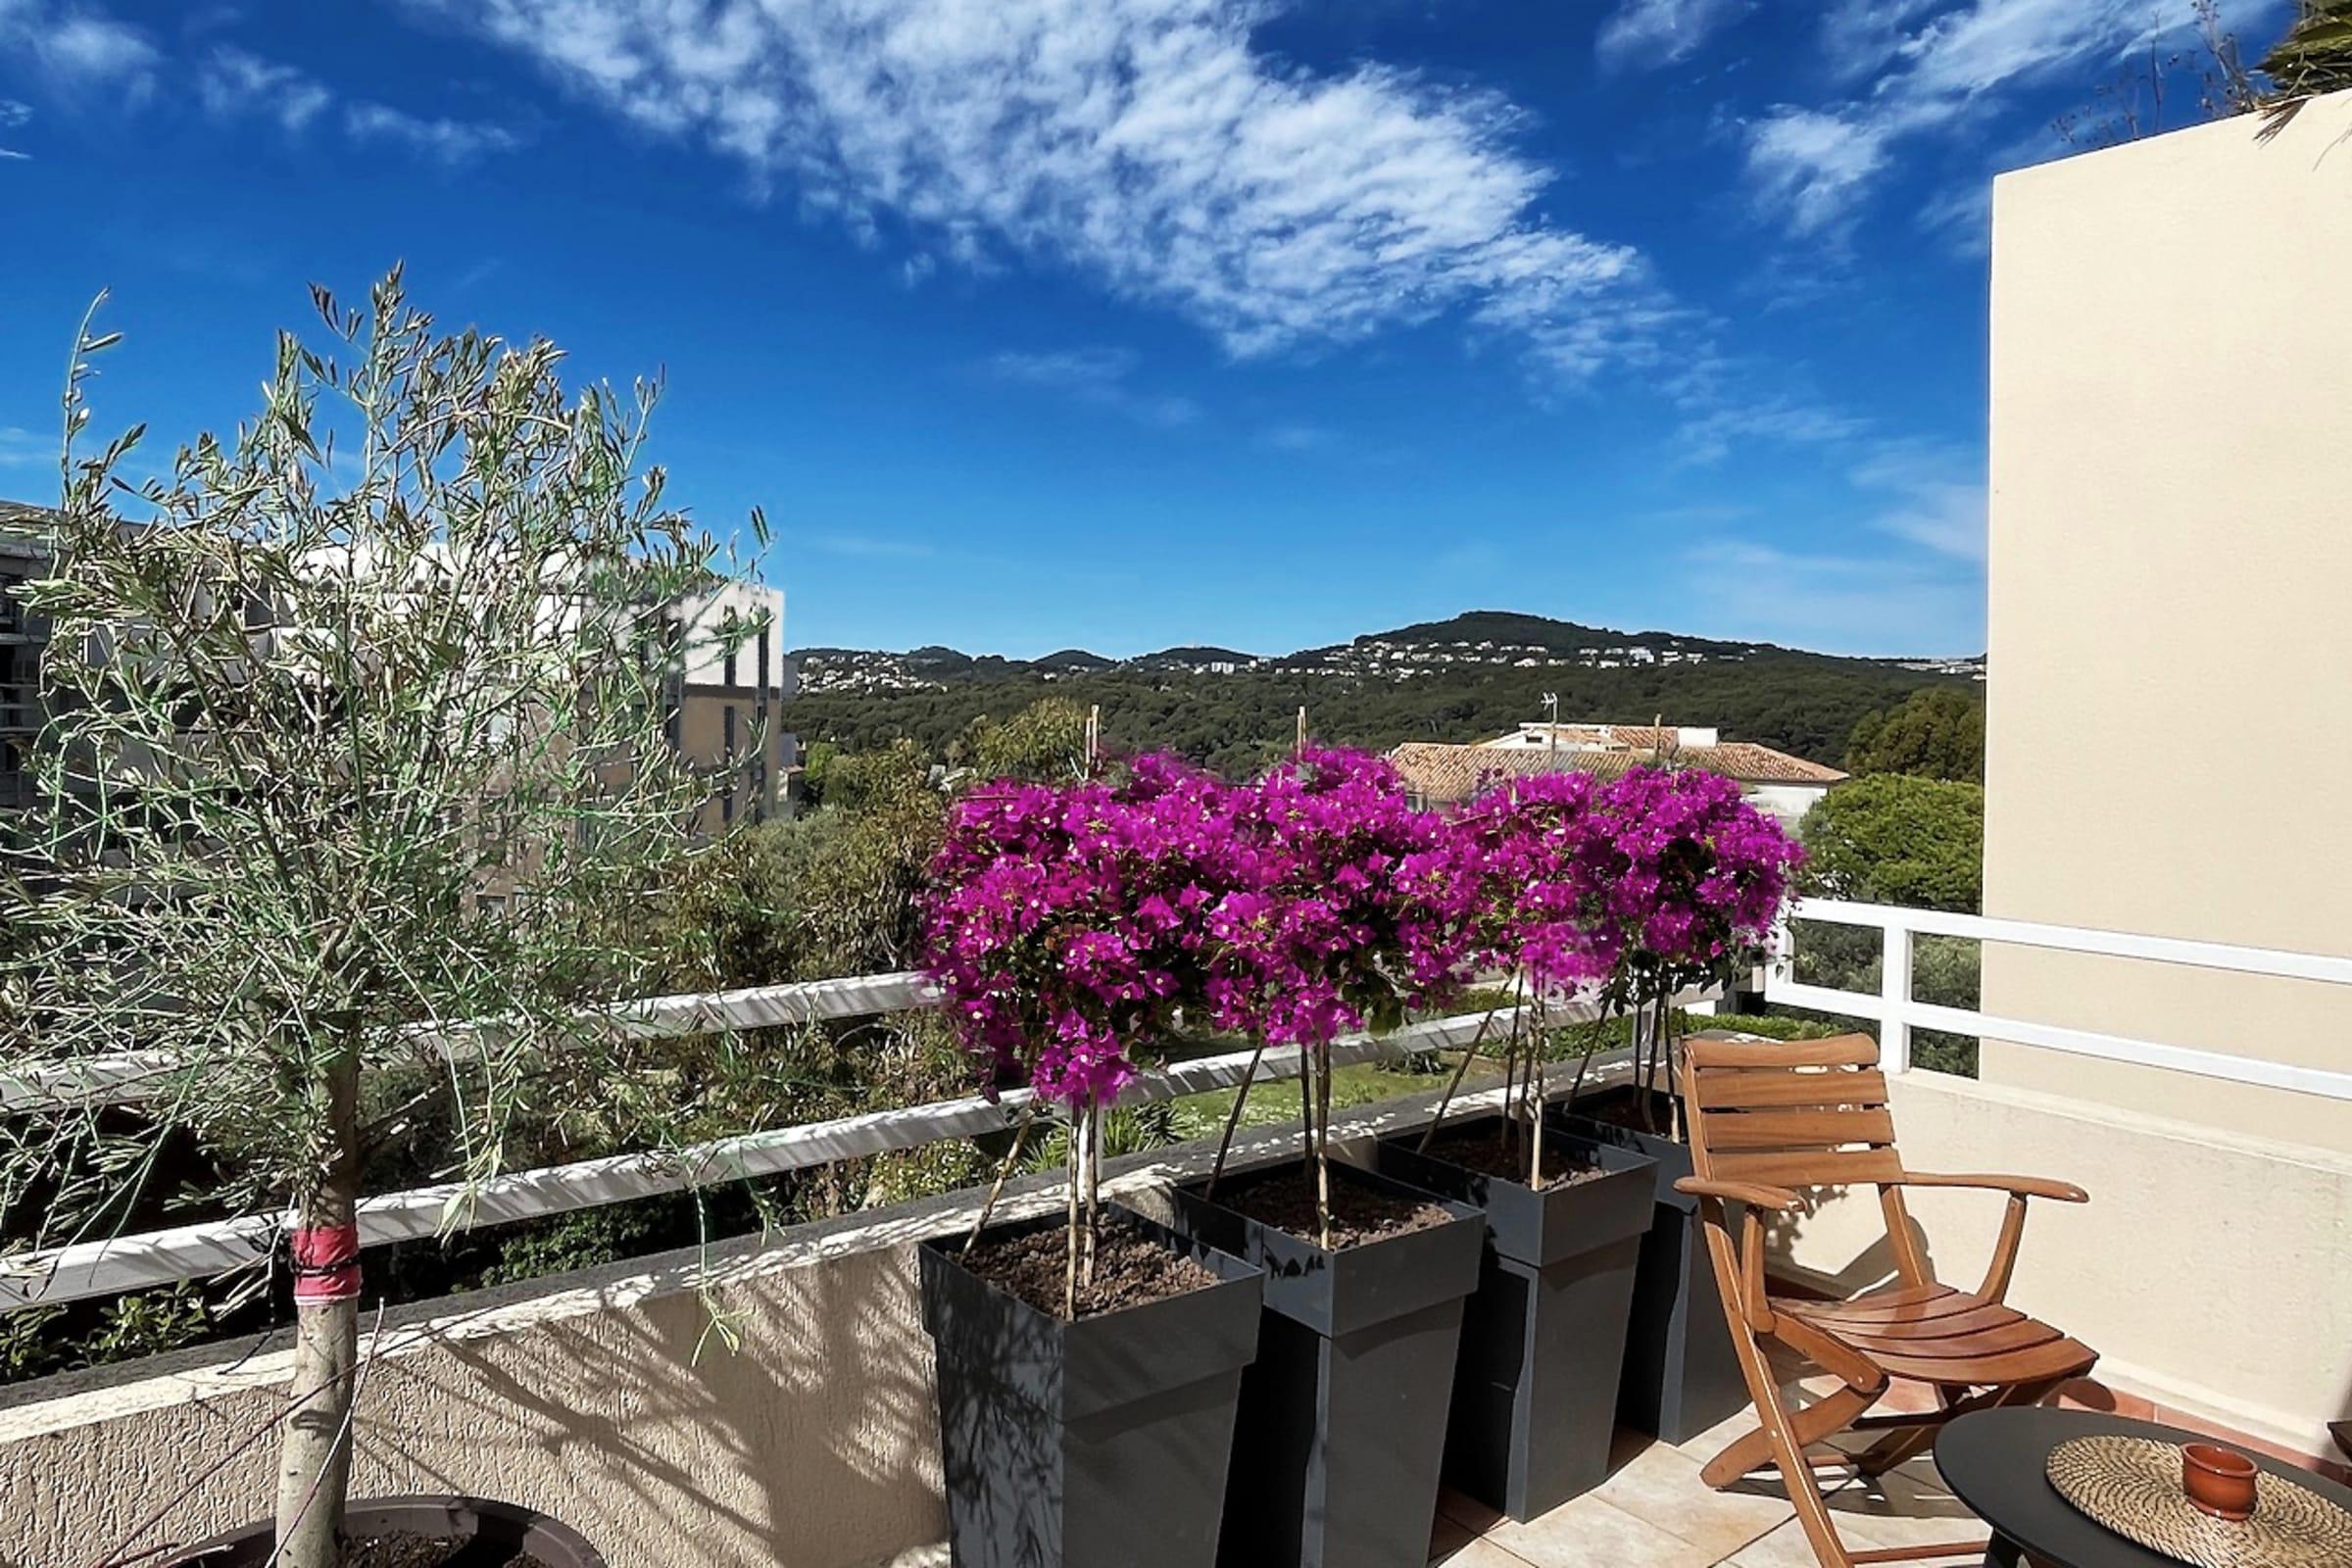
xmin=1674 ymin=1033 xmax=2097 ymax=1568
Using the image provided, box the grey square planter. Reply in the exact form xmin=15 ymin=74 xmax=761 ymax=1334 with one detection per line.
xmin=1375 ymin=1113 xmax=1657 ymax=1519
xmin=1165 ymin=1160 xmax=1485 ymax=1568
xmin=919 ymin=1202 xmax=1264 ymax=1568
xmin=1555 ymin=1089 xmax=1748 ymax=1445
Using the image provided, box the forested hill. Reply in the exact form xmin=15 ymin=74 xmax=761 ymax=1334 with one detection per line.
xmin=790 ymin=611 xmax=1984 ymax=776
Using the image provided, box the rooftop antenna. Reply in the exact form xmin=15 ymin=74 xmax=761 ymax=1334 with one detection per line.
xmin=1295 ymin=705 xmax=1308 ymax=758
xmin=1543 ymin=692 xmax=1559 ymax=759
xmin=1085 ymin=704 xmax=1101 ymax=773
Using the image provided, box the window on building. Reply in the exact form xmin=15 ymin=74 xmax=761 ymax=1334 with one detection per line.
xmin=723 ymin=705 xmax=737 ymax=757
xmin=757 ymin=629 xmax=771 ymax=695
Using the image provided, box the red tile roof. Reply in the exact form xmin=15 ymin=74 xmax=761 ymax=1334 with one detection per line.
xmin=1389 ymin=740 xmax=1845 ymax=806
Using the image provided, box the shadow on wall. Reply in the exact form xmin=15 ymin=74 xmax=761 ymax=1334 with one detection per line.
xmin=357 ymin=1243 xmax=946 ymax=1568
xmin=1763 ymin=1187 xmax=1937 ymax=1301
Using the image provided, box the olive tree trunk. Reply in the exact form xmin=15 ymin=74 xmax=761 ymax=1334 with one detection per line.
xmin=274 ymin=1047 xmax=363 ymax=1568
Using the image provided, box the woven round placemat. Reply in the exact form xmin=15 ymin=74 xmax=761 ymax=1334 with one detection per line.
xmin=2045 ymin=1436 xmax=2352 ymax=1568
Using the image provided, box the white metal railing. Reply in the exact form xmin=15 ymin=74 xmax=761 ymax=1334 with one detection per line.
xmin=0 ymin=977 xmax=1667 ymax=1312
xmin=0 ymin=970 xmax=948 ymax=1113
xmin=1768 ymin=897 xmax=2352 ymax=1102
xmin=14 ymin=894 xmax=2352 ymax=1315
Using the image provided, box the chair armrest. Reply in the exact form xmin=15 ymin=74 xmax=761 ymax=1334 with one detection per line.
xmin=1897 ymin=1171 xmax=2088 ymax=1203
xmin=1675 ymin=1176 xmax=1804 ymax=1212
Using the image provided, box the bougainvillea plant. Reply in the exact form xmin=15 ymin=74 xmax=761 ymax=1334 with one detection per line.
xmin=924 ymin=754 xmax=1238 ymax=1310
xmin=1418 ymin=771 xmax=1613 ymax=1181
xmin=924 ymin=747 xmax=1802 ymax=1272
xmin=1579 ymin=766 xmax=1805 ymax=1134
xmin=1200 ymin=748 xmax=1471 ymax=1247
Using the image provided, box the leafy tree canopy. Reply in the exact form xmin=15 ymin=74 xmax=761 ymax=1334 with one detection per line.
xmin=1798 ymin=774 xmax=1984 ymax=914
xmin=1844 ymin=687 xmax=1984 ymax=781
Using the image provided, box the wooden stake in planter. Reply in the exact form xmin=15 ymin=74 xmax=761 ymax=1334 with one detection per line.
xmin=1315 ymin=1046 xmax=1335 ymax=1250
xmin=1416 ymin=1004 xmax=1503 ymax=1154
xmin=965 ymin=1108 xmax=1038 ymax=1253
xmin=1080 ymin=1099 xmax=1103 ymax=1286
xmin=1064 ymin=1117 xmax=1082 ymax=1318
xmin=1206 ymin=1036 xmax=1266 ymax=1199
xmin=1528 ymin=1013 xmax=1548 ymax=1187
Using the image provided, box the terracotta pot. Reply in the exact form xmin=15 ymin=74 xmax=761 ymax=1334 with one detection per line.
xmin=2181 ymin=1443 xmax=2258 ymax=1521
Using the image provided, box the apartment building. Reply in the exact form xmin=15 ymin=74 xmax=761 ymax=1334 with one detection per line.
xmin=0 ymin=500 xmax=796 ymax=835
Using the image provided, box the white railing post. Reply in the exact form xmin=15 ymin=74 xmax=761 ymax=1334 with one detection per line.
xmin=1880 ymin=920 xmax=1914 ymax=1074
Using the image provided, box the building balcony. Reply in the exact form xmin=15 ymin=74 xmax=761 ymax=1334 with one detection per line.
xmin=2 ymin=899 xmax=2346 ymax=1568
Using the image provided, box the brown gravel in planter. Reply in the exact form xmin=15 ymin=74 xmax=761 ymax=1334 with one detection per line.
xmin=1421 ymin=1122 xmax=1607 ymax=1190
xmin=1220 ymin=1168 xmax=1453 ymax=1250
xmin=337 ymin=1533 xmax=553 ymax=1568
xmin=962 ymin=1223 xmax=1219 ymax=1320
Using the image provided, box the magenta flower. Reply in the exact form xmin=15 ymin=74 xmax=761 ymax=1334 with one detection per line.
xmin=923 ymin=755 xmax=1246 ymax=1107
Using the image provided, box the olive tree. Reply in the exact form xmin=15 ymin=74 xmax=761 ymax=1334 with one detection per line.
xmin=0 ymin=270 xmax=763 ymax=1567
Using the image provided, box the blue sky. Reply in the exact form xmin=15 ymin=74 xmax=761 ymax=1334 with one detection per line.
xmin=0 ymin=0 xmax=2283 ymax=659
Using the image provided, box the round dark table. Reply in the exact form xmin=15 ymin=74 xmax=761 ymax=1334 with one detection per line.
xmin=1934 ymin=1407 xmax=2352 ymax=1567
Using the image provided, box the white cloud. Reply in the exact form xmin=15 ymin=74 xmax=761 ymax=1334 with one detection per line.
xmin=1914 ymin=180 xmax=1990 ymax=254
xmin=1851 ymin=440 xmax=1985 ymax=562
xmin=1258 ymin=422 xmax=1332 ymax=452
xmin=4 ymin=16 xmax=521 ymax=164
xmin=810 ymin=532 xmax=937 ymax=560
xmin=1747 ymin=0 xmax=2261 ymax=238
xmin=988 ymin=348 xmax=1138 ymax=390
xmin=1595 ymin=0 xmax=1751 ymax=73
xmin=1740 ymin=105 xmax=1893 ymax=239
xmin=1676 ymin=389 xmax=1864 ymax=463
xmin=1819 ymin=0 xmax=1939 ymax=81
xmin=0 ymin=425 xmax=51 ymax=466
xmin=1684 ymin=538 xmax=1983 ymax=655
xmin=399 ymin=0 xmax=1654 ymax=374
xmin=343 ymin=101 xmax=521 ymax=162
xmin=985 ymin=346 xmax=1200 ymax=428
xmin=196 ymin=46 xmax=331 ymax=132
xmin=0 ymin=2 xmax=157 ymax=94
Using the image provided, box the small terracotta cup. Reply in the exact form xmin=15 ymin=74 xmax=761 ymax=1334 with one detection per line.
xmin=2181 ymin=1443 xmax=2259 ymax=1521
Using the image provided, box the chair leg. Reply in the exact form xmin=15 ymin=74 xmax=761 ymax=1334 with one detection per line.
xmin=1702 ymin=1381 xmax=1879 ymax=1489
xmin=1850 ymin=1385 xmax=1964 ymax=1479
xmin=1711 ymin=1327 xmax=1876 ymax=1568
xmin=1851 ymin=1377 xmax=2067 ymax=1478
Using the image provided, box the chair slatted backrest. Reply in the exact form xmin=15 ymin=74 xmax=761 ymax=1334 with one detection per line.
xmin=1682 ymin=1036 xmax=1926 ymax=1282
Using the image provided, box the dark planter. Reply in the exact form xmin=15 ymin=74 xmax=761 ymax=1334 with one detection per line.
xmin=1375 ymin=1113 xmax=1657 ymax=1520
xmin=919 ymin=1201 xmax=1264 ymax=1568
xmin=1556 ymin=1087 xmax=1748 ymax=1445
xmin=167 ymin=1496 xmax=605 ymax=1567
xmin=1166 ymin=1160 xmax=1484 ymax=1568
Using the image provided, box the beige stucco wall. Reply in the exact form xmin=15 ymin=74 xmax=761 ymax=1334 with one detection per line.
xmin=0 ymin=1071 xmax=1551 ymax=1568
xmin=0 ymin=1222 xmax=949 ymax=1568
xmin=1982 ymin=91 xmax=2352 ymax=1152
xmin=1776 ymin=1069 xmax=2352 ymax=1459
